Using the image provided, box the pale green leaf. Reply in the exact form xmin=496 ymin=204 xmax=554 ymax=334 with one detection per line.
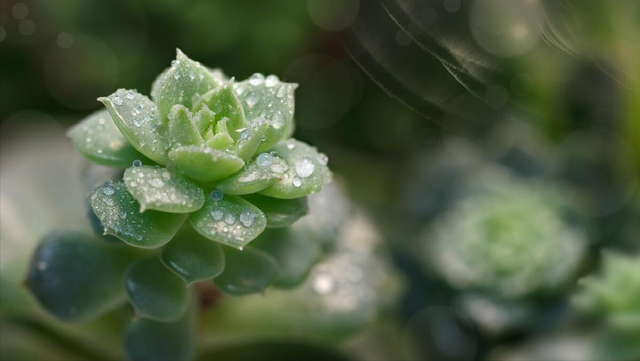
xmin=189 ymin=195 xmax=267 ymax=249
xmin=151 ymin=49 xmax=226 ymax=121
xmin=167 ymin=104 xmax=203 ymax=148
xmin=91 ymin=181 xmax=186 ymax=248
xmin=193 ymin=83 xmax=246 ymax=139
xmin=242 ymin=194 xmax=308 ymax=228
xmin=125 ymin=256 xmax=188 ymax=322
xmin=67 ymin=109 xmax=148 ymax=168
xmin=168 ymin=144 xmax=244 ymax=182
xmin=161 ymin=231 xmax=225 ymax=285
xmin=234 ymin=75 xmax=297 ymax=152
xmin=214 ymin=157 xmax=283 ymax=195
xmin=234 ymin=117 xmax=269 ymax=161
xmin=259 ymin=139 xmax=332 ymax=199
xmin=99 ymin=89 xmax=169 ymax=164
xmin=214 ymin=246 xmax=278 ymax=296
xmin=123 ymin=165 xmax=205 ymax=213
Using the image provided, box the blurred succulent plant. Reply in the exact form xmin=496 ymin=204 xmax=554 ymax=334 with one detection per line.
xmin=25 ymin=49 xmax=334 ymax=360
xmin=423 ymin=170 xmax=587 ymax=300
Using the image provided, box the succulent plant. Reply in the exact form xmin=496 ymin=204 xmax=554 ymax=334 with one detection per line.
xmin=25 ymin=49 xmax=334 ymax=360
xmin=422 ymin=170 xmax=587 ymax=300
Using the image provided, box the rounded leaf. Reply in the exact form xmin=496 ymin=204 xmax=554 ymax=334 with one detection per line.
xmin=242 ymin=194 xmax=309 ymax=228
xmin=125 ymin=256 xmax=188 ymax=322
xmin=67 ymin=109 xmax=148 ymax=168
xmin=161 ymin=232 xmax=225 ymax=285
xmin=91 ymin=181 xmax=186 ymax=248
xmin=124 ymin=165 xmax=205 ymax=213
xmin=193 ymin=83 xmax=246 ymax=139
xmin=168 ymin=144 xmax=245 ymax=182
xmin=214 ymin=246 xmax=278 ymax=296
xmin=214 ymin=158 xmax=282 ymax=195
xmin=259 ymin=139 xmax=332 ymax=199
xmin=25 ymin=232 xmax=135 ymax=322
xmin=235 ymin=75 xmax=297 ymax=152
xmin=189 ymin=195 xmax=267 ymax=249
xmin=124 ymin=297 xmax=197 ymax=361
xmin=99 ymin=89 xmax=169 ymax=164
xmin=151 ymin=49 xmax=226 ymax=121
xmin=252 ymin=227 xmax=320 ymax=289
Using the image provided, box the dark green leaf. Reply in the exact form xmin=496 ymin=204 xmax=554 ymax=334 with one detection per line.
xmin=125 ymin=256 xmax=188 ymax=322
xmin=161 ymin=232 xmax=225 ymax=285
xmin=243 ymin=194 xmax=308 ymax=228
xmin=91 ymin=181 xmax=186 ymax=248
xmin=25 ymin=232 xmax=136 ymax=322
xmin=214 ymin=246 xmax=278 ymax=296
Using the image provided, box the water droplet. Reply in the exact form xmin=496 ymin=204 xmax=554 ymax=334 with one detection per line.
xmin=98 ymin=117 xmax=106 ymax=125
xmin=239 ymin=211 xmax=255 ymax=227
xmin=295 ymin=157 xmax=315 ymax=178
xmin=257 ymin=153 xmax=274 ymax=167
xmin=189 ymin=72 xmax=196 ymax=80
xmin=211 ymin=209 xmax=224 ymax=221
xmin=210 ymin=190 xmax=224 ymax=201
xmin=317 ymin=153 xmax=328 ymax=166
xmin=292 ymin=176 xmax=302 ymax=187
xmin=224 ymin=214 xmax=236 ymax=225
xmin=132 ymin=159 xmax=142 ymax=167
xmin=286 ymin=142 xmax=296 ymax=150
xmin=313 ymin=274 xmax=335 ymax=295
xmin=173 ymin=72 xmax=181 ymax=80
xmin=113 ymin=96 xmax=123 ymax=105
xmin=265 ymin=74 xmax=279 ymax=87
xmin=270 ymin=160 xmax=288 ymax=173
xmin=102 ymin=183 xmax=115 ymax=196
xmin=261 ymin=135 xmax=267 ymax=142
xmin=126 ymin=93 xmax=135 ymax=100
xmin=249 ymin=73 xmax=265 ymax=86
xmin=246 ymin=95 xmax=258 ymax=108
xmin=171 ymin=60 xmax=180 ymax=68
xmin=161 ymin=171 xmax=171 ymax=180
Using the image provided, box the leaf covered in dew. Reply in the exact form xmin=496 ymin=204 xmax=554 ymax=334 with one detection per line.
xmin=234 ymin=117 xmax=270 ymax=161
xmin=193 ymin=83 xmax=246 ymax=140
xmin=161 ymin=231 xmax=225 ymax=285
xmin=214 ymin=155 xmax=286 ymax=195
xmin=214 ymin=246 xmax=278 ymax=296
xmin=189 ymin=195 xmax=267 ymax=249
xmin=167 ymin=104 xmax=204 ymax=148
xmin=99 ymin=89 xmax=169 ymax=165
xmin=259 ymin=139 xmax=332 ymax=199
xmin=123 ymin=165 xmax=205 ymax=213
xmin=251 ymin=226 xmax=320 ymax=289
xmin=124 ymin=295 xmax=197 ymax=361
xmin=242 ymin=194 xmax=309 ymax=228
xmin=125 ymin=256 xmax=188 ymax=322
xmin=151 ymin=49 xmax=227 ymax=121
xmin=168 ymin=144 xmax=245 ymax=182
xmin=91 ymin=181 xmax=186 ymax=248
xmin=25 ymin=232 xmax=137 ymax=322
xmin=234 ymin=74 xmax=297 ymax=152
xmin=67 ymin=109 xmax=148 ymax=168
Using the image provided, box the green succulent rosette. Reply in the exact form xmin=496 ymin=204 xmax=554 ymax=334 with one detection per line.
xmin=26 ymin=50 xmax=333 ymax=360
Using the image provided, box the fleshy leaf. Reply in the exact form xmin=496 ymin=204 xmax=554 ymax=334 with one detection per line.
xmin=91 ymin=181 xmax=186 ymax=248
xmin=189 ymin=195 xmax=267 ymax=249
xmin=213 ymin=246 xmax=278 ymax=296
xmin=234 ymin=117 xmax=269 ymax=161
xmin=234 ymin=75 xmax=297 ymax=152
xmin=214 ymin=157 xmax=283 ymax=195
xmin=99 ymin=89 xmax=169 ymax=164
xmin=259 ymin=139 xmax=332 ymax=199
xmin=167 ymin=104 xmax=203 ymax=147
xmin=67 ymin=109 xmax=149 ymax=168
xmin=125 ymin=256 xmax=188 ymax=322
xmin=193 ymin=83 xmax=246 ymax=139
xmin=242 ymin=194 xmax=309 ymax=228
xmin=252 ymin=227 xmax=320 ymax=289
xmin=25 ymin=232 xmax=136 ymax=322
xmin=194 ymin=104 xmax=216 ymax=135
xmin=124 ymin=295 xmax=197 ymax=361
xmin=168 ymin=144 xmax=244 ymax=182
xmin=123 ymin=165 xmax=205 ymax=213
xmin=205 ymin=117 xmax=234 ymax=150
xmin=161 ymin=231 xmax=225 ymax=285
xmin=151 ymin=49 xmax=226 ymax=121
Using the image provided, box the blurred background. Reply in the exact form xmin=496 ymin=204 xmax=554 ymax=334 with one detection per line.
xmin=1 ymin=0 xmax=639 ymax=360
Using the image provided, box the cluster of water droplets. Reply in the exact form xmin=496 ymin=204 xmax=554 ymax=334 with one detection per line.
xmin=91 ymin=181 xmax=148 ymax=242
xmin=234 ymin=73 xmax=294 ymax=133
xmin=124 ymin=164 xmax=201 ymax=212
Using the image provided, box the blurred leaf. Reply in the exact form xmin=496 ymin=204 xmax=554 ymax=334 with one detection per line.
xmin=25 ymin=232 xmax=135 ymax=322
xmin=242 ymin=194 xmax=308 ymax=228
xmin=99 ymin=89 xmax=169 ymax=164
xmin=260 ymin=140 xmax=332 ymax=199
xmin=67 ymin=109 xmax=148 ymax=168
xmin=125 ymin=256 xmax=188 ymax=322
xmin=168 ymin=144 xmax=244 ymax=182
xmin=161 ymin=233 xmax=225 ymax=285
xmin=214 ymin=246 xmax=278 ymax=296
xmin=123 ymin=166 xmax=205 ymax=213
xmin=189 ymin=195 xmax=267 ymax=249
xmin=234 ymin=75 xmax=297 ymax=152
xmin=91 ymin=181 xmax=186 ymax=248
